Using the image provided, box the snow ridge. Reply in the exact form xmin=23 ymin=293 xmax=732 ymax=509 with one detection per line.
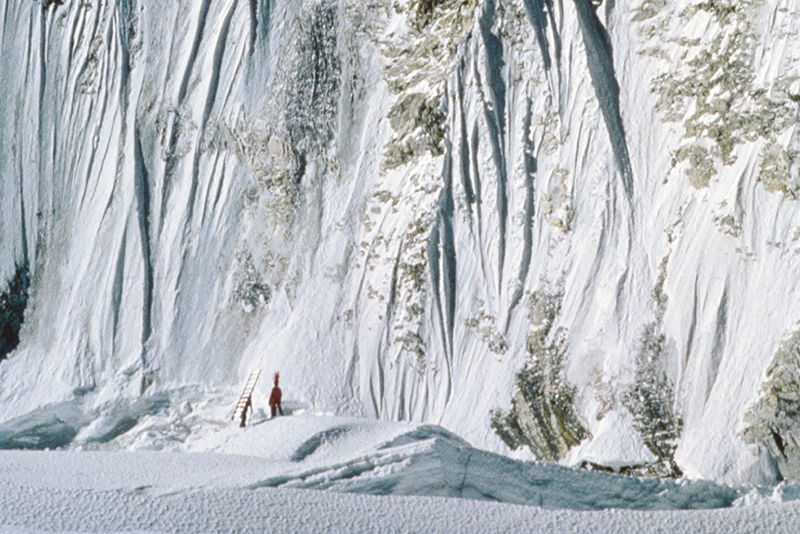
xmin=1 ymin=0 xmax=800 ymax=487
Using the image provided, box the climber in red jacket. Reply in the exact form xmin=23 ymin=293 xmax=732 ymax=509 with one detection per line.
xmin=270 ymin=372 xmax=283 ymax=417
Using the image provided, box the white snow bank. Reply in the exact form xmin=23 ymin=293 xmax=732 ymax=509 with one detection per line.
xmin=2 ymin=390 xmax=800 ymax=532
xmin=565 ymin=409 xmax=657 ymax=471
xmin=2 ymin=407 xmax=800 ymax=533
xmin=1 ymin=472 xmax=800 ymax=534
xmin=47 ymin=392 xmax=747 ymax=511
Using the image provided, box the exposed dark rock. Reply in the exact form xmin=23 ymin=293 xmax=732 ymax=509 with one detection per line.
xmin=0 ymin=263 xmax=30 ymax=361
xmin=743 ymin=331 xmax=800 ymax=481
xmin=491 ymin=289 xmax=589 ymax=461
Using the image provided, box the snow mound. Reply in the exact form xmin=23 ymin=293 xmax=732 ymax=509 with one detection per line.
xmin=233 ymin=416 xmax=744 ymax=511
xmin=2 ymin=411 xmax=800 ymax=533
xmin=565 ymin=409 xmax=657 ymax=471
xmin=1 ymin=393 xmax=746 ymax=512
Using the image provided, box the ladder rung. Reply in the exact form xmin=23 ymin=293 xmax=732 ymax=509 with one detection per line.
xmin=232 ymin=370 xmax=261 ymax=420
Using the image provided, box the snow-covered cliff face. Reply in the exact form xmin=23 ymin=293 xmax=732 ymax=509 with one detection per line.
xmin=2 ymin=0 xmax=800 ymax=485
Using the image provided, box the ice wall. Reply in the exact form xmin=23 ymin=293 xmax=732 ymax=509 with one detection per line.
xmin=2 ymin=0 xmax=800 ymax=485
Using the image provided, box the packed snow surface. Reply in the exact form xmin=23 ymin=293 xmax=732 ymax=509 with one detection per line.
xmin=3 ymin=0 xmax=800 ymax=493
xmin=2 ymin=405 xmax=800 ymax=533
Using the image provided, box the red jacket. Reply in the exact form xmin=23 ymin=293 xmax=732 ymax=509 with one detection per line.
xmin=269 ymin=386 xmax=282 ymax=407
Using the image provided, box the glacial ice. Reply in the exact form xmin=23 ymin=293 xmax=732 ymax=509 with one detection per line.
xmin=2 ymin=0 xmax=800 ymax=486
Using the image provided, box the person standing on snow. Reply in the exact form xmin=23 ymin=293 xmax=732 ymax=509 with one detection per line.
xmin=270 ymin=372 xmax=283 ymax=417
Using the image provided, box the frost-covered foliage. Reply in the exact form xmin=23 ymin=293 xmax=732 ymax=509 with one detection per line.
xmin=650 ymin=0 xmax=797 ymax=191
xmin=390 ymin=216 xmax=437 ymax=374
xmin=619 ymin=257 xmax=683 ymax=477
xmin=491 ymin=289 xmax=589 ymax=461
xmin=385 ymin=93 xmax=446 ymax=169
xmin=286 ymin=0 xmax=341 ymax=157
xmin=632 ymin=0 xmax=666 ymax=21
xmin=464 ymin=307 xmax=508 ymax=355
xmin=622 ymin=323 xmax=683 ymax=477
xmin=759 ymin=141 xmax=800 ymax=200
xmin=413 ymin=0 xmax=445 ymax=29
xmin=232 ymin=252 xmax=271 ymax=313
xmin=541 ymin=167 xmax=574 ymax=232
xmin=0 ymin=263 xmax=30 ymax=361
xmin=380 ymin=0 xmax=473 ymax=169
xmin=743 ymin=331 xmax=800 ymax=481
xmin=382 ymin=0 xmax=475 ymax=93
xmin=224 ymin=119 xmax=297 ymax=190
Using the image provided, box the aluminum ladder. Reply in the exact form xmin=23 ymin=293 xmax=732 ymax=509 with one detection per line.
xmin=232 ymin=370 xmax=261 ymax=423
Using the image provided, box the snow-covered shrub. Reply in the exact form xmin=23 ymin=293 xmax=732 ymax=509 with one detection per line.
xmin=381 ymin=0 xmax=475 ymax=93
xmin=385 ymin=93 xmax=446 ymax=169
xmin=491 ymin=289 xmax=589 ymax=461
xmin=464 ymin=307 xmax=508 ymax=355
xmin=614 ymin=256 xmax=683 ymax=477
xmin=743 ymin=331 xmax=800 ymax=481
xmin=286 ymin=0 xmax=341 ymax=156
xmin=759 ymin=142 xmax=800 ymax=200
xmin=673 ymin=143 xmax=716 ymax=189
xmin=396 ymin=330 xmax=428 ymax=375
xmin=413 ymin=0 xmax=444 ymax=29
xmin=622 ymin=323 xmax=683 ymax=477
xmin=232 ymin=252 xmax=271 ymax=313
xmin=412 ymin=0 xmax=475 ymax=31
xmin=651 ymin=0 xmax=797 ymax=192
xmin=0 ymin=263 xmax=30 ymax=361
xmin=632 ymin=0 xmax=666 ymax=21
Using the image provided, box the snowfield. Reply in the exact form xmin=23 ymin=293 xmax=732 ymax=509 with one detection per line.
xmin=3 ymin=0 xmax=800 ymax=489
xmin=5 ymin=0 xmax=800 ymax=529
xmin=2 ymin=401 xmax=800 ymax=533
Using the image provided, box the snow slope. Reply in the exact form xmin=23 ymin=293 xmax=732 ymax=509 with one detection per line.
xmin=2 ymin=413 xmax=800 ymax=533
xmin=2 ymin=0 xmax=800 ymax=487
